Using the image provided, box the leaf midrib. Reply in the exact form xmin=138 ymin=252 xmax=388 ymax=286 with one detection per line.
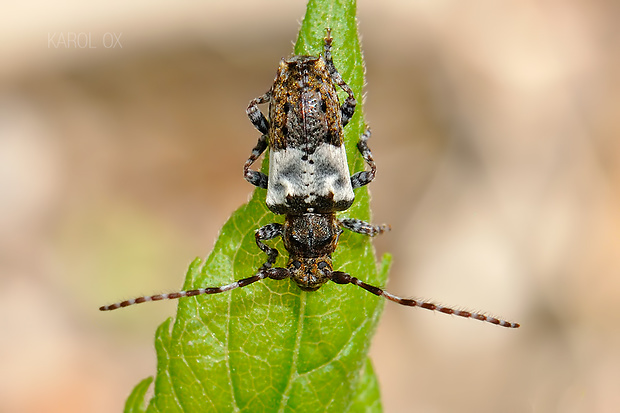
xmin=276 ymin=291 xmax=307 ymax=413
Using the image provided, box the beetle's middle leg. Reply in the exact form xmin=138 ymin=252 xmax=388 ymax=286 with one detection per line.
xmin=350 ymin=128 xmax=376 ymax=189
xmin=244 ymin=91 xmax=272 ymax=188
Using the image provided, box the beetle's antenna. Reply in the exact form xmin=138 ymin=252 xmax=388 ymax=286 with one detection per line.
xmin=330 ymin=271 xmax=520 ymax=328
xmin=99 ymin=267 xmax=290 ymax=311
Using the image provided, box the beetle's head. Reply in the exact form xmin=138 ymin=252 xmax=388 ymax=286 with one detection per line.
xmin=287 ymin=256 xmax=332 ymax=291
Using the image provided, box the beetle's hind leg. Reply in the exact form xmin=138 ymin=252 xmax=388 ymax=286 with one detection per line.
xmin=323 ymin=29 xmax=356 ymax=127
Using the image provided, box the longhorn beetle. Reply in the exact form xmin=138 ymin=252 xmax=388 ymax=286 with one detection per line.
xmin=100 ymin=29 xmax=519 ymax=329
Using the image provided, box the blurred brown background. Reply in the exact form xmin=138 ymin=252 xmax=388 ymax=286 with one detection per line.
xmin=2 ymin=1 xmax=619 ymax=412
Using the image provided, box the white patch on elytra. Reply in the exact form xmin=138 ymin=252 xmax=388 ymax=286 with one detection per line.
xmin=267 ymin=143 xmax=353 ymax=211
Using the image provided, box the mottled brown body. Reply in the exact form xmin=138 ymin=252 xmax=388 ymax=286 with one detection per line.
xmin=283 ymin=213 xmax=341 ymax=291
xmin=269 ymin=56 xmax=343 ymax=151
xmin=245 ymin=31 xmax=362 ymax=290
xmin=100 ymin=29 xmax=520 ymax=329
xmin=255 ymin=48 xmax=357 ymax=215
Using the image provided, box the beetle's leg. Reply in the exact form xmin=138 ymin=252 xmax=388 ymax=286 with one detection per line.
xmin=339 ymin=218 xmax=390 ymax=237
xmin=323 ymin=29 xmax=356 ymax=127
xmin=243 ymin=133 xmax=269 ymax=188
xmin=247 ymin=91 xmax=271 ymax=134
xmin=243 ymin=92 xmax=272 ymax=188
xmin=329 ymin=271 xmax=520 ymax=328
xmin=351 ymin=128 xmax=376 ymax=189
xmin=255 ymin=223 xmax=284 ymax=270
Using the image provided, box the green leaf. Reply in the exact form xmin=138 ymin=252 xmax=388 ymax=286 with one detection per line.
xmin=347 ymin=358 xmax=383 ymax=413
xmin=130 ymin=0 xmax=390 ymax=411
xmin=124 ymin=377 xmax=153 ymax=413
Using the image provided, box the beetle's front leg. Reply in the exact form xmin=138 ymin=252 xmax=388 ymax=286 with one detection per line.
xmin=255 ymin=223 xmax=284 ymax=271
xmin=339 ymin=218 xmax=390 ymax=237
